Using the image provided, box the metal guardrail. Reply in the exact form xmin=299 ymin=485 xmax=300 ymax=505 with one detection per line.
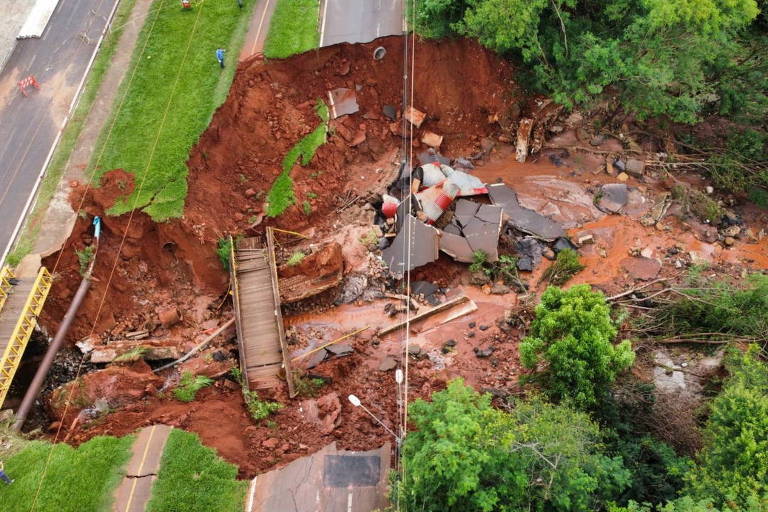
xmin=0 ymin=266 xmax=53 ymax=407
xmin=0 ymin=266 xmax=15 ymax=313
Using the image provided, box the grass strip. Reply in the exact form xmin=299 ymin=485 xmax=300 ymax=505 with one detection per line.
xmin=263 ymin=0 xmax=320 ymax=58
xmin=90 ymin=0 xmax=258 ymax=221
xmin=5 ymin=0 xmax=138 ymax=267
xmin=2 ymin=435 xmax=133 ymax=512
xmin=266 ymin=99 xmax=328 ymax=217
xmin=147 ymin=429 xmax=246 ymax=512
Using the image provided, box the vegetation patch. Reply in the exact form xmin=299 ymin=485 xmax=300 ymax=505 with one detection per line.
xmin=285 ymin=251 xmax=306 ymax=266
xmin=113 ymin=346 xmax=149 ymax=363
xmin=469 ymin=250 xmax=525 ymax=290
xmin=671 ymin=183 xmax=725 ymax=224
xmin=541 ymin=248 xmax=585 ymax=286
xmin=216 ymin=237 xmax=234 ymax=271
xmin=90 ymin=0 xmax=257 ymax=221
xmin=266 ymin=100 xmax=329 ymax=217
xmin=147 ymin=429 xmax=245 ymax=512
xmin=263 ymin=0 xmax=320 ymax=59
xmin=520 ymin=285 xmax=635 ymax=408
xmin=173 ymin=371 xmax=213 ymax=402
xmin=2 ymin=435 xmax=133 ymax=512
xmin=75 ymin=246 xmax=95 ymax=276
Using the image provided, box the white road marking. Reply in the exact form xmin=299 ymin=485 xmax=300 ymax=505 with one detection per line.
xmin=376 ymin=22 xmax=380 ymax=37
xmin=246 ymin=476 xmax=258 ymax=512
xmin=250 ymin=0 xmax=272 ymax=56
xmin=319 ymin=0 xmax=330 ymax=46
xmin=347 ymin=491 xmax=353 ymax=512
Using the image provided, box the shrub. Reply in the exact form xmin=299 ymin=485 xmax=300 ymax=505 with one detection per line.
xmin=394 ymin=379 xmax=630 ymax=511
xmin=541 ymin=248 xmax=585 ymax=286
xmin=285 ymin=251 xmax=305 ymax=266
xmin=75 ymin=246 xmax=95 ymax=276
xmin=216 ymin=238 xmax=234 ymax=271
xmin=173 ymin=372 xmax=213 ymax=402
xmin=520 ymin=285 xmax=635 ymax=408
xmin=243 ymin=392 xmax=283 ymax=421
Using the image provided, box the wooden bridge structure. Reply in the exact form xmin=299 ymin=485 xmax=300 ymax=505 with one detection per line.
xmin=230 ymin=229 xmax=295 ymax=396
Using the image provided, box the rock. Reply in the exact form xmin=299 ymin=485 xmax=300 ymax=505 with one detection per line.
xmin=744 ymin=228 xmax=758 ymax=242
xmin=613 ymin=159 xmax=626 ymax=172
xmin=262 ymin=437 xmax=280 ymax=449
xmin=625 ymin=158 xmax=645 ymax=178
xmin=640 ymin=247 xmax=653 ymax=258
xmin=470 ymin=270 xmax=491 ymax=286
xmin=244 ymin=188 xmax=257 ymax=198
xmin=553 ymin=237 xmax=578 ymax=253
xmin=617 ymin=172 xmax=629 ymax=182
xmin=722 ymin=225 xmax=740 ymax=237
xmin=480 ymin=137 xmax=496 ymax=153
xmin=327 ymin=343 xmax=354 ymax=356
xmin=479 ymin=324 xmax=490 ymax=331
xmin=724 ymin=236 xmax=736 ymax=247
xmin=421 ymin=131 xmax=443 ymax=148
xmin=577 ymin=234 xmax=594 ymax=245
xmin=454 ymin=157 xmax=475 ymax=170
xmin=378 ymin=355 xmax=397 ymax=371
xmin=597 ymin=183 xmax=629 ymax=214
xmin=621 ymin=256 xmax=662 ymax=280
xmin=442 ymin=339 xmax=457 ymax=353
xmin=408 ymin=344 xmax=422 ymax=356
xmin=382 ymin=105 xmax=397 ymax=120
xmin=490 ymin=283 xmax=511 ymax=295
xmin=474 ymin=347 xmax=495 ymax=358
xmin=156 ymin=306 xmax=180 ymax=328
xmin=722 ymin=212 xmax=742 ymax=226
xmin=590 ymin=135 xmax=605 ymax=146
xmin=467 ymin=331 xmax=476 ymax=338
xmin=468 ymin=321 xmax=476 ymax=328
xmin=542 ymin=247 xmax=556 ymax=260
xmin=705 ymin=186 xmax=714 ymax=194
xmin=404 ymin=106 xmax=426 ymax=128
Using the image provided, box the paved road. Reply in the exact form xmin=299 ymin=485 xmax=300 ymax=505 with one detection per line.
xmin=319 ymin=0 xmax=403 ymax=48
xmin=0 ymin=0 xmax=119 ymax=265
xmin=113 ymin=424 xmax=172 ymax=512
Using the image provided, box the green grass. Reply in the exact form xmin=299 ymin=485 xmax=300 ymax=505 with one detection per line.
xmin=173 ymin=371 xmax=214 ymax=402
xmin=266 ymin=100 xmax=328 ymax=217
xmin=541 ymin=248 xmax=585 ymax=286
xmin=147 ymin=430 xmax=246 ymax=512
xmin=263 ymin=0 xmax=320 ymax=58
xmin=2 ymin=435 xmax=133 ymax=512
xmin=90 ymin=0 xmax=258 ymax=221
xmin=285 ymin=250 xmax=305 ymax=265
xmin=4 ymin=0 xmax=138 ymax=267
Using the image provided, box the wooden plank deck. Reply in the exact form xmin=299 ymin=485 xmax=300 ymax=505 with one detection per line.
xmin=232 ymin=235 xmax=294 ymax=394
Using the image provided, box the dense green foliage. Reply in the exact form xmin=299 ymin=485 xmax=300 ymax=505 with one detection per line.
xmin=267 ymin=100 xmax=329 ymax=217
xmin=263 ymin=0 xmax=320 ymax=58
xmin=520 ymin=285 xmax=635 ymax=408
xmin=410 ymin=0 xmax=766 ymax=124
xmin=396 ymin=380 xmax=630 ymax=511
xmin=173 ymin=371 xmax=213 ymax=402
xmin=640 ymin=272 xmax=768 ymax=344
xmin=147 ymin=430 xmax=245 ymax=512
xmin=684 ymin=347 xmax=768 ymax=507
xmin=91 ymin=0 xmax=256 ymax=221
xmin=2 ymin=435 xmax=133 ymax=512
xmin=216 ymin=237 xmax=233 ymax=271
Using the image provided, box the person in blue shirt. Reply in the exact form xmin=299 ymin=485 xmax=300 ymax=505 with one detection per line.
xmin=216 ymin=48 xmax=225 ymax=68
xmin=0 ymin=461 xmax=13 ymax=484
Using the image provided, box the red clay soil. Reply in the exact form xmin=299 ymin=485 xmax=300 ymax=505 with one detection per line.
xmin=66 ymin=345 xmax=444 ymax=478
xmin=42 ymin=36 xmax=517 ymax=346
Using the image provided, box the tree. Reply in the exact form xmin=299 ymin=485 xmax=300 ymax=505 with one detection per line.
xmin=411 ymin=0 xmax=765 ymax=124
xmin=395 ymin=379 xmax=630 ymax=511
xmin=684 ymin=347 xmax=768 ymax=508
xmin=520 ymin=285 xmax=635 ymax=408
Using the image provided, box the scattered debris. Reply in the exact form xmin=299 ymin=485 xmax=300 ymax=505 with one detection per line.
xmin=440 ymin=200 xmax=503 ymax=263
xmin=327 ymin=88 xmax=359 ymax=119
xmin=404 ymin=106 xmax=426 ymax=128
xmin=488 ymin=184 xmax=565 ymax=241
xmin=596 ymin=183 xmax=629 ymax=214
xmin=515 ymin=118 xmax=533 ymax=162
xmin=421 ymin=131 xmax=443 ymax=148
xmin=382 ymin=215 xmax=440 ymax=276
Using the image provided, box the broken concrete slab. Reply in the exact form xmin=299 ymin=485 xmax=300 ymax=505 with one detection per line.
xmin=421 ymin=131 xmax=443 ymax=148
xmin=488 ymin=183 xmax=565 ymax=241
xmin=382 ymin=105 xmax=397 ymax=120
xmin=597 ymin=183 xmax=629 ymax=214
xmin=404 ymin=106 xmax=426 ymax=128
xmin=326 ymin=343 xmax=354 ymax=357
xmin=382 ymin=215 xmax=440 ymax=277
xmin=305 ymin=349 xmax=328 ymax=370
xmin=514 ymin=176 xmax=604 ymax=228
xmin=625 ymin=158 xmax=646 ymax=178
xmin=89 ymin=342 xmax=182 ymax=364
xmin=439 ymin=200 xmax=503 ymax=262
xmin=553 ymin=236 xmax=578 ymax=253
xmin=327 ymin=88 xmax=359 ymax=119
xmin=516 ymin=237 xmax=542 ymax=272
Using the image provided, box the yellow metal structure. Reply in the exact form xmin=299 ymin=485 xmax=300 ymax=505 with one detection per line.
xmin=0 ymin=266 xmax=15 ymax=313
xmin=0 ymin=267 xmax=53 ymax=407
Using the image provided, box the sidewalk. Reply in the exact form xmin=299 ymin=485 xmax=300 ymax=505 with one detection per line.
xmin=112 ymin=424 xmax=172 ymax=512
xmin=0 ymin=0 xmax=35 ymax=72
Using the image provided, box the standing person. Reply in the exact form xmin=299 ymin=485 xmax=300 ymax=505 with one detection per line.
xmin=216 ymin=48 xmax=225 ymax=68
xmin=0 ymin=461 xmax=13 ymax=484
